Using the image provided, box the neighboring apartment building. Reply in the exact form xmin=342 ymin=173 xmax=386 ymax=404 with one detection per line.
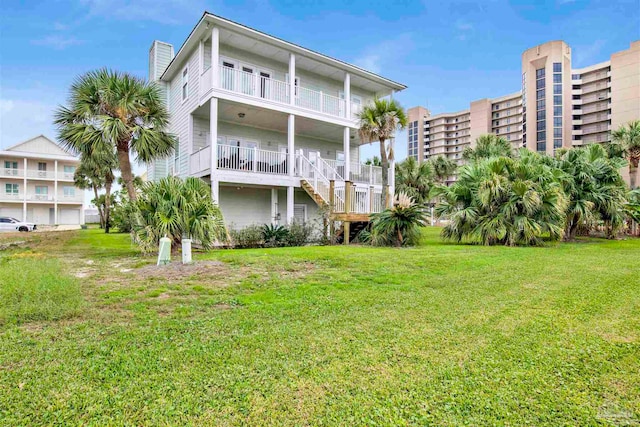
xmin=147 ymin=12 xmax=406 ymax=229
xmin=0 ymin=135 xmax=84 ymax=225
xmin=408 ymin=40 xmax=640 ymax=185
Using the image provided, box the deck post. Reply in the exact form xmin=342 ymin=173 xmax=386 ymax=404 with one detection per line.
xmin=344 ymin=180 xmax=352 ymax=245
xmin=329 ymin=179 xmax=335 ymax=243
xmin=369 ymin=185 xmax=374 ymax=213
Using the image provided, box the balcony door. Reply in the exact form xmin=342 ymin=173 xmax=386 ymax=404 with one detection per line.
xmin=220 ymin=59 xmax=237 ymax=91
xmin=239 ymin=64 xmax=255 ymax=96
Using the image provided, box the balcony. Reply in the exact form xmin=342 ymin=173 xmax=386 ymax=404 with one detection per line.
xmin=215 ymin=65 xmax=350 ymax=120
xmin=0 ymin=193 xmax=22 ymax=202
xmin=26 ymin=170 xmax=56 ymax=180
xmin=0 ymin=168 xmax=23 ymax=179
xmin=190 ymin=143 xmax=383 ymax=186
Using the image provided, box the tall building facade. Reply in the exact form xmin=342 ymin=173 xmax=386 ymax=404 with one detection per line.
xmin=408 ymin=40 xmax=640 ymax=183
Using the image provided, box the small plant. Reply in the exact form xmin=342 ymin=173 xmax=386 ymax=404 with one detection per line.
xmin=262 ymin=224 xmax=289 ymax=247
xmin=284 ymin=222 xmax=315 ymax=247
xmin=229 ymin=225 xmax=264 ymax=249
xmin=370 ymin=193 xmax=428 ymax=247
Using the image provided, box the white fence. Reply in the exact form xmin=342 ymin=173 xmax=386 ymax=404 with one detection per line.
xmin=217 ymin=144 xmax=288 ymax=175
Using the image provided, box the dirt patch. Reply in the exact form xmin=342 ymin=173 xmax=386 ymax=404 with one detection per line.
xmin=134 ymin=260 xmax=228 ymax=281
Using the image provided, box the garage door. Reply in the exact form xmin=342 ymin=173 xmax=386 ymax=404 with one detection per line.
xmin=0 ymin=207 xmax=23 ymax=219
xmin=59 ymin=209 xmax=80 ymax=225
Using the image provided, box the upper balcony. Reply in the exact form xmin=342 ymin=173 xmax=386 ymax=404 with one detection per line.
xmin=0 ymin=168 xmax=75 ymax=181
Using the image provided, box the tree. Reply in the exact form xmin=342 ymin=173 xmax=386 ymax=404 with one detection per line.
xmin=370 ymin=193 xmax=429 ymax=247
xmin=132 ymin=177 xmax=228 ymax=253
xmin=434 ymin=151 xmax=567 ymax=246
xmin=426 ymin=155 xmax=457 ymax=184
xmin=551 ymin=144 xmax=627 ymax=240
xmin=462 ymin=134 xmax=514 ymax=162
xmin=55 ymin=69 xmax=175 ymax=202
xmin=394 ymin=157 xmax=435 ymax=205
xmin=612 ymin=120 xmax=640 ymax=189
xmin=74 ymin=149 xmax=117 ymax=232
xmin=358 ymin=98 xmax=407 ymax=208
xmin=364 ymin=156 xmax=382 ymax=166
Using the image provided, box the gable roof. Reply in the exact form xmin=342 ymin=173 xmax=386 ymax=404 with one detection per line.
xmin=4 ymin=135 xmax=74 ymax=157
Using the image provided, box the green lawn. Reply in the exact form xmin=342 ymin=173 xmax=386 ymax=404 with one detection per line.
xmin=1 ymin=228 xmax=639 ymax=425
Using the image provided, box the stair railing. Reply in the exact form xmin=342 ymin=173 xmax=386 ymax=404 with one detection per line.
xmin=298 ymin=152 xmax=345 ymax=211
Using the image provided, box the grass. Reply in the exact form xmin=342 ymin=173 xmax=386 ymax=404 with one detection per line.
xmin=0 ymin=228 xmax=639 ymax=425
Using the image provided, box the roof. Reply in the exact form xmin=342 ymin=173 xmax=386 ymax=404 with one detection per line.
xmin=2 ymin=135 xmax=77 ymax=159
xmin=160 ymin=12 xmax=406 ymax=91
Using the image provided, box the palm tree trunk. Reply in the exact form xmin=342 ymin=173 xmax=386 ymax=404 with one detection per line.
xmin=104 ymin=180 xmax=112 ymax=234
xmin=380 ymin=139 xmax=389 ymax=208
xmin=117 ymin=145 xmax=137 ymax=202
xmin=630 ymin=165 xmax=638 ymax=190
xmin=92 ymin=184 xmax=105 ymax=229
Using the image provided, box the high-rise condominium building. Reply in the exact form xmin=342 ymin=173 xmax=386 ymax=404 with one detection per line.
xmin=408 ymin=40 xmax=640 ymax=184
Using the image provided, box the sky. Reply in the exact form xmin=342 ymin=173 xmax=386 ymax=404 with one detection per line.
xmin=1 ymin=0 xmax=639 ymax=164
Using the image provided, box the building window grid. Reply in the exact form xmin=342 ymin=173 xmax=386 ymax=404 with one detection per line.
xmin=536 ymin=67 xmax=546 ymax=152
xmin=553 ymin=65 xmax=562 ymax=149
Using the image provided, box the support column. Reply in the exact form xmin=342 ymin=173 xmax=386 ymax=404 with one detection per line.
xmin=210 ymin=97 xmax=219 ymax=202
xmin=344 ymin=72 xmax=351 ymax=118
xmin=271 ymin=189 xmax=279 ymax=225
xmin=54 ymin=160 xmax=58 ymax=225
xmin=286 ymin=186 xmax=294 ymax=224
xmin=22 ymin=158 xmax=27 ymax=221
xmin=343 ymin=127 xmax=350 ymax=181
xmin=288 ymin=53 xmax=296 ymax=105
xmin=288 ymin=114 xmax=295 ymax=177
xmin=211 ymin=27 xmax=219 ymax=88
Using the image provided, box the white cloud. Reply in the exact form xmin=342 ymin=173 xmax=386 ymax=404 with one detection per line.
xmin=79 ymin=0 xmax=207 ymax=25
xmin=0 ymin=98 xmax=58 ymax=149
xmin=32 ymin=35 xmax=83 ymax=50
xmin=353 ymin=33 xmax=414 ymax=75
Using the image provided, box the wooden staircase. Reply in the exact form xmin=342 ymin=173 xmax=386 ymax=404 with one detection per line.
xmin=300 ymin=179 xmax=327 ymax=207
xmin=335 ymin=221 xmax=369 ymax=244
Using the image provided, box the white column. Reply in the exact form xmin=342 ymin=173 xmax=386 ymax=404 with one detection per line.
xmin=343 ymin=127 xmax=350 ymax=181
xmin=271 ymin=189 xmax=279 ymax=225
xmin=54 ymin=160 xmax=58 ymax=225
xmin=344 ymin=72 xmax=351 ymax=119
xmin=211 ymin=27 xmax=220 ymax=88
xmin=210 ymin=97 xmax=219 ymax=202
xmin=286 ymin=186 xmax=294 ymax=224
xmin=288 ymin=53 xmax=296 ymax=105
xmin=22 ymin=158 xmax=27 ymax=221
xmin=198 ymin=40 xmax=204 ymax=75
xmin=288 ymin=114 xmax=295 ymax=176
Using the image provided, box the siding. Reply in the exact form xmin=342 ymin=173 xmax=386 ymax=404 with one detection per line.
xmin=193 ymin=116 xmax=209 ymax=150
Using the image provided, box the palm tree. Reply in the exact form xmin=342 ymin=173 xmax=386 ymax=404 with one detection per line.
xmin=132 ymin=176 xmax=228 ymax=253
xmin=462 ymin=134 xmax=514 ymax=161
xmin=74 ymin=148 xmax=117 ymax=232
xmin=427 ymin=155 xmax=457 ymax=184
xmin=612 ymin=120 xmax=640 ymax=189
xmin=358 ymin=98 xmax=407 ymax=207
xmin=55 ymin=69 xmax=175 ymax=202
xmin=364 ymin=156 xmax=382 ymax=166
xmin=370 ymin=193 xmax=429 ymax=246
xmin=434 ymin=151 xmax=567 ymax=246
xmin=394 ymin=157 xmax=435 ymax=204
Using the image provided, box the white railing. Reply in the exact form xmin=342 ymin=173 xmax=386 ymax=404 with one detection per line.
xmin=372 ymin=189 xmax=384 ymax=213
xmin=295 ymin=86 xmax=345 ymax=117
xmin=26 ymin=170 xmax=55 ymax=179
xmin=298 ymin=153 xmax=330 ymax=203
xmin=351 ymin=102 xmax=363 ymax=120
xmin=57 ymin=172 xmax=75 ymax=181
xmin=59 ymin=194 xmax=84 ymax=202
xmin=1 ymin=193 xmax=22 ymax=201
xmin=350 ymin=162 xmax=383 ymax=185
xmin=1 ymin=168 xmax=22 ymax=178
xmin=190 ymin=146 xmax=211 ymax=175
xmin=219 ymin=65 xmax=290 ymax=104
xmin=29 ymin=194 xmax=54 ymax=201
xmin=350 ymin=185 xmax=370 ymax=214
xmin=217 ymin=144 xmax=288 ymax=175
xmin=316 ymin=157 xmax=343 ymax=181
xmin=334 ymin=184 xmax=346 ymax=213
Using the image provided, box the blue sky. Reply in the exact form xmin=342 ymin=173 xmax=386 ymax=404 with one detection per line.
xmin=1 ymin=0 xmax=638 ymax=162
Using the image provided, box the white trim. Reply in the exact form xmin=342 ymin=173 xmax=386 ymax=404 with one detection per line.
xmin=181 ymin=65 xmax=189 ymax=103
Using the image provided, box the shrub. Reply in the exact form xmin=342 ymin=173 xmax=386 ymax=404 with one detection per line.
xmin=262 ymin=224 xmax=289 ymax=247
xmin=370 ymin=193 xmax=429 ymax=246
xmin=284 ymin=222 xmax=316 ymax=246
xmin=229 ymin=225 xmax=264 ymax=249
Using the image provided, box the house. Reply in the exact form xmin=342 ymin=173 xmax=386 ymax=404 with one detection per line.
xmin=147 ymin=12 xmax=406 ymax=236
xmin=0 ymin=135 xmax=85 ymax=225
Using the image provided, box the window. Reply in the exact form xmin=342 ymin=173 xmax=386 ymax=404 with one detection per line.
xmin=553 ymin=84 xmax=562 ymax=94
xmin=536 ymin=68 xmax=545 ymax=78
xmin=35 ymin=186 xmax=48 ymax=196
xmin=554 ymin=128 xmax=562 ymax=138
xmin=553 ymin=74 xmax=562 ymax=83
xmin=537 ymin=100 xmax=545 ymax=109
xmin=181 ymin=67 xmax=189 ymax=101
xmin=63 ymin=165 xmax=75 ymax=173
xmin=537 ymin=131 xmax=546 ymax=141
xmin=554 ymin=106 xmax=563 ymax=116
xmin=537 ymin=89 xmax=545 ymax=100
xmin=537 ymin=120 xmax=546 ymax=131
xmin=553 ymin=62 xmax=562 ymax=73
xmin=554 ymin=95 xmax=562 ymax=105
xmin=38 ymin=162 xmax=47 ymax=171
xmin=554 ymin=117 xmax=562 ymax=126
xmin=537 ymin=142 xmax=546 ymax=152
xmin=572 ymin=95 xmax=581 ymax=100
xmin=536 ymin=79 xmax=545 ymax=89
xmin=494 ymin=104 xmax=499 ymax=110
xmin=4 ymin=161 xmax=17 ymax=169
xmin=537 ymin=111 xmax=545 ymax=120
xmin=554 ymin=139 xmax=562 ymax=148
xmin=173 ymin=139 xmax=180 ymax=175
xmin=63 ymin=186 xmax=75 ymax=197
xmin=5 ymin=183 xmax=18 ymax=194
xmin=572 ymin=74 xmax=580 ymax=80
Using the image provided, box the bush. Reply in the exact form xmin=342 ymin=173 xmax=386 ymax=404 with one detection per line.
xmin=370 ymin=193 xmax=428 ymax=246
xmin=262 ymin=224 xmax=289 ymax=247
xmin=284 ymin=222 xmax=316 ymax=246
xmin=229 ymin=225 xmax=264 ymax=249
